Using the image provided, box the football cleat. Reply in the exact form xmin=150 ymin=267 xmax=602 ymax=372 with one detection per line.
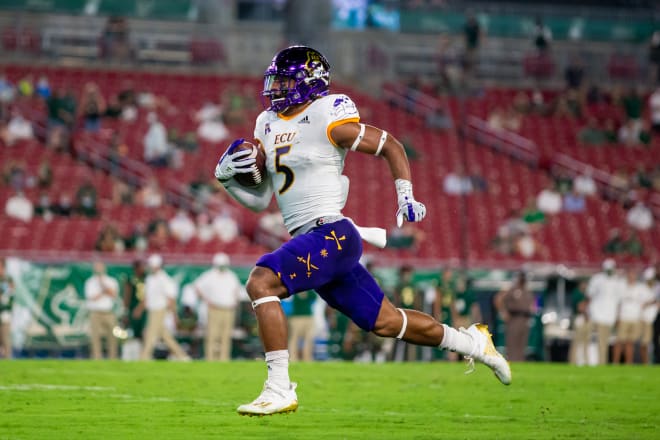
xmin=237 ymin=381 xmax=298 ymax=416
xmin=461 ymin=324 xmax=512 ymax=385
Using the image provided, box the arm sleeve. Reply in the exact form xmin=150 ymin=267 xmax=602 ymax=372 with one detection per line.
xmin=222 ymin=179 xmax=274 ymax=213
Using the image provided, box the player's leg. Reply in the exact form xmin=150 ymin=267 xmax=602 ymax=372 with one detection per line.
xmin=318 ymin=263 xmax=511 ymax=384
xmin=237 ymin=265 xmax=296 ymax=416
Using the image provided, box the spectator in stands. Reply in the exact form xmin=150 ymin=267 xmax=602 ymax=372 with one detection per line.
xmin=111 ymin=177 xmax=134 ymax=205
xmin=649 ymin=31 xmax=660 ymax=85
xmin=462 ymin=12 xmax=481 ymax=76
xmin=137 ymin=177 xmax=164 ymax=208
xmin=569 ymin=280 xmax=590 ymax=365
xmin=622 ymin=229 xmax=644 ymax=258
xmin=578 ymin=117 xmax=608 ymax=146
xmin=195 ymin=212 xmax=215 ymax=243
xmin=143 ymin=113 xmax=170 ymax=167
xmin=536 ymin=184 xmax=562 ymax=215
xmin=47 ymin=87 xmax=76 ymax=127
xmin=613 ymin=269 xmax=643 ymax=365
xmin=36 ymin=160 xmax=52 ymax=189
xmin=124 ymin=222 xmax=148 ymax=252
xmin=587 ymin=259 xmax=623 ymax=365
xmin=3 ymin=110 xmax=34 ymax=146
xmin=603 ymin=228 xmax=625 ymax=255
xmin=255 ymin=205 xmax=289 ymax=250
xmin=0 ymin=73 xmax=14 ymax=103
xmin=84 ymin=261 xmax=119 ymax=360
xmin=222 ymin=83 xmax=251 ymax=126
xmin=140 ymin=254 xmax=190 ymax=361
xmin=618 ymin=119 xmax=643 ymax=147
xmin=79 ymin=82 xmax=106 ymax=132
xmin=194 ymin=100 xmax=229 ymax=143
xmin=52 ymin=192 xmax=73 ymax=217
xmin=17 ymin=75 xmax=33 ymax=97
xmin=649 ymin=87 xmax=660 ymax=134
xmin=563 ymin=189 xmax=585 ymax=213
xmin=75 ymin=180 xmax=98 ymax=218
xmin=5 ymin=190 xmax=33 ymax=223
xmin=2 ymin=160 xmax=30 ymax=191
xmin=564 ymin=56 xmax=584 ymax=91
xmin=573 ymin=170 xmax=597 ymax=197
xmin=168 ymin=209 xmax=196 ymax=244
xmin=443 ymin=169 xmax=473 ymax=195
xmin=148 ymin=216 xmax=170 ymax=250
xmin=193 ymin=253 xmax=243 ymax=361
xmin=116 ymin=82 xmax=138 ymax=122
xmin=35 ymin=75 xmax=50 ymax=100
xmin=495 ymin=272 xmax=535 ymax=362
xmin=34 ymin=192 xmax=53 ymax=220
xmin=95 ymin=224 xmax=123 ymax=253
xmin=626 ymin=201 xmax=653 ymax=231
xmin=212 ymin=209 xmax=240 ymax=243
xmin=640 ymin=268 xmax=659 ymax=364
xmin=100 ymin=16 xmax=132 ymax=61
xmin=532 ymin=17 xmax=552 ymax=54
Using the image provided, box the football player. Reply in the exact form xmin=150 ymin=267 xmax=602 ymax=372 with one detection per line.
xmin=215 ymin=46 xmax=511 ymax=416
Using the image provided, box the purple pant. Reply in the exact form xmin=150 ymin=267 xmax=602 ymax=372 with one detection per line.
xmin=256 ymin=219 xmax=384 ymax=331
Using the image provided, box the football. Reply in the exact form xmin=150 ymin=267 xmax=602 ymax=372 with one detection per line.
xmin=233 ymin=140 xmax=267 ymax=187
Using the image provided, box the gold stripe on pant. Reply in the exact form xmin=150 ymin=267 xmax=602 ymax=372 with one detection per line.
xmin=89 ymin=310 xmax=118 ymax=360
xmin=206 ymin=306 xmax=235 ymax=361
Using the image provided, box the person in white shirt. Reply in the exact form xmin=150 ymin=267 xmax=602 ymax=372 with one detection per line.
xmin=168 ymin=209 xmax=196 ymax=243
xmin=140 ymin=254 xmax=189 ymax=360
xmin=649 ymin=87 xmax=660 ymax=134
xmin=613 ymin=269 xmax=644 ymax=364
xmin=143 ymin=112 xmax=170 ymax=167
xmin=84 ymin=261 xmax=119 ymax=359
xmin=193 ymin=253 xmax=243 ymax=361
xmin=5 ymin=111 xmax=34 ymax=145
xmin=626 ymin=202 xmax=653 ymax=231
xmin=586 ymin=259 xmax=623 ymax=364
xmin=536 ymin=186 xmax=562 ymax=215
xmin=639 ymin=268 xmax=659 ymax=364
xmin=5 ymin=191 xmax=33 ymax=223
xmin=573 ymin=172 xmax=597 ymax=197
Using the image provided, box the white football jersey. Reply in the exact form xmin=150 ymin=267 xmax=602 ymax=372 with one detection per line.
xmin=254 ymin=94 xmax=360 ymax=233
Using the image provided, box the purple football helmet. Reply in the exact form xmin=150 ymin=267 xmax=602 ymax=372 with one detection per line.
xmin=263 ymin=45 xmax=331 ymax=113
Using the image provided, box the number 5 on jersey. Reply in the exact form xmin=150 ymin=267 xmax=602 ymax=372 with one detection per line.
xmin=275 ymin=145 xmax=294 ymax=194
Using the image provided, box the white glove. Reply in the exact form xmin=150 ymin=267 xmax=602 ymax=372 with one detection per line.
xmin=214 ymin=138 xmax=257 ymax=183
xmin=395 ymin=179 xmax=426 ymax=227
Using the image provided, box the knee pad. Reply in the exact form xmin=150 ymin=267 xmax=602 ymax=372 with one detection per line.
xmin=251 ymin=296 xmax=281 ymax=310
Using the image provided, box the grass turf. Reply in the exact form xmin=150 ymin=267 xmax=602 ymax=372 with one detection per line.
xmin=0 ymin=360 xmax=658 ymax=439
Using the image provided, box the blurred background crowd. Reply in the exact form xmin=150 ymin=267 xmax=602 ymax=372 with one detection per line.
xmin=0 ymin=0 xmax=659 ymax=364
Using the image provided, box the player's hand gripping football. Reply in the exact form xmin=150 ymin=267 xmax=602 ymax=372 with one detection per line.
xmin=395 ymin=179 xmax=426 ymax=227
xmin=214 ymin=138 xmax=258 ymax=182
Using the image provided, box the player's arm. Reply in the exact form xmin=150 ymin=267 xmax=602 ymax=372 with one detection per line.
xmin=330 ymin=122 xmax=425 ymax=227
xmin=214 ymin=138 xmax=273 ymax=212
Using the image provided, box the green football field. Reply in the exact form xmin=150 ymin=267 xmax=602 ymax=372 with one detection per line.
xmin=0 ymin=360 xmax=658 ymax=439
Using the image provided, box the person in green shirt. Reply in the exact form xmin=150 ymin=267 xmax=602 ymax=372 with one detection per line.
xmin=393 ymin=265 xmax=421 ymax=361
xmin=122 ymin=259 xmax=147 ymax=360
xmin=568 ymin=280 xmax=590 ymax=365
xmin=0 ymin=258 xmax=14 ymax=358
xmin=288 ymin=290 xmax=316 ymax=362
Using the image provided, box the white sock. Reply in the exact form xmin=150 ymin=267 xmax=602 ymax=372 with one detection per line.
xmin=265 ymin=350 xmax=290 ymax=389
xmin=439 ymin=324 xmax=476 ymax=357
